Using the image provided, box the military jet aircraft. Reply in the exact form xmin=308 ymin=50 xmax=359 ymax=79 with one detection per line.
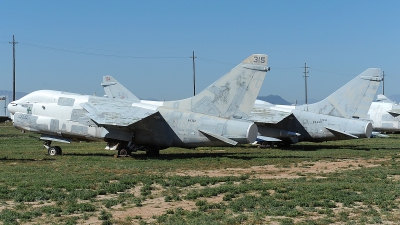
xmin=102 ymin=68 xmax=381 ymax=147
xmin=8 ymin=54 xmax=269 ymax=156
xmin=250 ymin=68 xmax=382 ymax=146
xmin=367 ymin=95 xmax=400 ymax=133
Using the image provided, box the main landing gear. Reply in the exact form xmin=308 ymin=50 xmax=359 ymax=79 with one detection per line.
xmin=44 ymin=141 xmax=62 ymax=156
xmin=106 ymin=140 xmax=161 ymax=157
xmin=117 ymin=147 xmax=131 ymax=157
xmin=114 ymin=144 xmax=161 ymax=157
xmin=258 ymin=141 xmax=275 ymax=148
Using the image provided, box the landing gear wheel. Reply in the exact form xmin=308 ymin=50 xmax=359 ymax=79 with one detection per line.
xmin=48 ymin=146 xmax=62 ymax=156
xmin=48 ymin=147 xmax=57 ymax=156
xmin=54 ymin=146 xmax=62 ymax=155
xmin=118 ymin=149 xmax=129 ymax=157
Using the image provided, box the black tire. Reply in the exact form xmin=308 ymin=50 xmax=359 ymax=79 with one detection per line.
xmin=54 ymin=146 xmax=62 ymax=155
xmin=118 ymin=149 xmax=128 ymax=157
xmin=48 ymin=147 xmax=58 ymax=156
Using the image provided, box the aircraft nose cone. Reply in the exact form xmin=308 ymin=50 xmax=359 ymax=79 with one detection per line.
xmin=7 ymin=102 xmax=17 ymax=114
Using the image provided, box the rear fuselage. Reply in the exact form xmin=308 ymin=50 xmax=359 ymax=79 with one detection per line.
xmin=368 ymin=102 xmax=400 ymax=132
xmin=258 ymin=110 xmax=372 ymax=143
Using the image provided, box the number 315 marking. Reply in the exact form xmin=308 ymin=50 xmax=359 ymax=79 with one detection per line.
xmin=253 ymin=56 xmax=266 ymax=64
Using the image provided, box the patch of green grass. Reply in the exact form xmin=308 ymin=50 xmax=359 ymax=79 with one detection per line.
xmin=2 ymin=122 xmax=400 ymax=224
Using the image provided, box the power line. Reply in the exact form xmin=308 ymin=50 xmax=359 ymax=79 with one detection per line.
xmin=196 ymin=57 xmax=236 ymax=66
xmin=19 ymin=42 xmax=188 ymax=59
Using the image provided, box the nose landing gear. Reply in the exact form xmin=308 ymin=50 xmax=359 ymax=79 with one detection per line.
xmin=44 ymin=141 xmax=62 ymax=156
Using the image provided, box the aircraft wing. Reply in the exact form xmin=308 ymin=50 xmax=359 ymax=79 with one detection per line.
xmin=40 ymin=134 xmax=72 ymax=143
xmin=199 ymin=129 xmax=238 ymax=145
xmin=81 ymin=99 xmax=158 ymax=126
xmin=325 ymin=127 xmax=358 ymax=139
xmin=388 ymin=109 xmax=400 ymax=117
xmin=256 ymin=136 xmax=282 ymax=142
xmin=249 ymin=106 xmax=293 ymax=124
xmin=371 ymin=131 xmax=389 ymax=138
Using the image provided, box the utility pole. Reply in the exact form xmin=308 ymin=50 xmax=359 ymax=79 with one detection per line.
xmin=382 ymin=71 xmax=385 ymax=95
xmin=3 ymin=96 xmax=6 ymax=116
xmin=190 ymin=51 xmax=196 ymax=96
xmin=303 ymin=63 xmax=309 ymax=104
xmin=9 ymin=35 xmax=18 ymax=101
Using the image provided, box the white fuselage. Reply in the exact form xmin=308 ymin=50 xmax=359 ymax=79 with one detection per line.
xmin=8 ymin=90 xmax=257 ymax=149
xmin=368 ymin=102 xmax=400 ymax=132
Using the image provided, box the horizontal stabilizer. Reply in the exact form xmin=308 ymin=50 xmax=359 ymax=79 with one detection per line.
xmin=199 ymin=129 xmax=238 ymax=145
xmin=40 ymin=134 xmax=71 ymax=143
xmin=325 ymin=127 xmax=358 ymax=139
xmin=376 ymin=94 xmax=394 ymax=103
xmin=371 ymin=131 xmax=389 ymax=138
xmin=256 ymin=136 xmax=282 ymax=142
xmin=250 ymin=101 xmax=293 ymax=124
xmin=81 ymin=99 xmax=158 ymax=126
xmin=388 ymin=109 xmax=400 ymax=117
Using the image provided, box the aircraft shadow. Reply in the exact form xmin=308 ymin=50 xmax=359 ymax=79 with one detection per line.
xmin=40 ymin=143 xmax=374 ymax=160
xmin=63 ymin=153 xmax=117 ymax=157
xmin=0 ymin=157 xmax=56 ymax=162
xmin=61 ymin=151 xmax=314 ymax=160
xmin=130 ymin=151 xmax=322 ymax=161
xmin=278 ymin=144 xmax=373 ymax=151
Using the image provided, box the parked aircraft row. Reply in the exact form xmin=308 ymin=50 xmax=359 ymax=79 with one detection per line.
xmin=368 ymin=95 xmax=400 ymax=133
xmin=8 ymin=54 xmax=269 ymax=156
xmin=103 ymin=68 xmax=383 ymax=148
xmin=6 ymin=53 xmax=394 ymax=156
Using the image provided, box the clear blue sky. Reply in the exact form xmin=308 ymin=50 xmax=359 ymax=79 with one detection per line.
xmin=1 ymin=0 xmax=399 ymax=103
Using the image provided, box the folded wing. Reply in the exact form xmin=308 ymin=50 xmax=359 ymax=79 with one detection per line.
xmin=250 ymin=102 xmax=293 ymax=124
xmin=81 ymin=98 xmax=158 ymax=126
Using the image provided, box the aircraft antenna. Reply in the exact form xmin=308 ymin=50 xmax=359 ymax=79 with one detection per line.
xmin=191 ymin=51 xmax=197 ymax=96
xmin=303 ymin=63 xmax=309 ymax=104
xmin=9 ymin=35 xmax=18 ymax=101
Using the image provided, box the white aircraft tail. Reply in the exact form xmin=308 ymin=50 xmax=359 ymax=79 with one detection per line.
xmin=297 ymin=68 xmax=381 ymax=119
xmin=163 ymin=54 xmax=269 ymax=119
xmin=101 ymin=76 xmax=140 ymax=102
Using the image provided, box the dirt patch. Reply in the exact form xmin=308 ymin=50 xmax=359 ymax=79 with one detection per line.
xmin=108 ymin=158 xmax=386 ymax=223
xmin=9 ymin=158 xmax=389 ymax=224
xmin=112 ymin=197 xmax=197 ymax=224
xmin=168 ymin=158 xmax=385 ymax=179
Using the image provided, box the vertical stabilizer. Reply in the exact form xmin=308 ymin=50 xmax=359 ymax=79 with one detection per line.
xmin=297 ymin=68 xmax=381 ymax=119
xmin=163 ymin=54 xmax=269 ymax=119
xmin=101 ymin=76 xmax=140 ymax=102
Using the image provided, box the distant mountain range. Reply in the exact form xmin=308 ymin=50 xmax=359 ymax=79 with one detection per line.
xmin=257 ymin=94 xmax=400 ymax=105
xmin=257 ymin=95 xmax=291 ymax=105
xmin=388 ymin=94 xmax=400 ymax=103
